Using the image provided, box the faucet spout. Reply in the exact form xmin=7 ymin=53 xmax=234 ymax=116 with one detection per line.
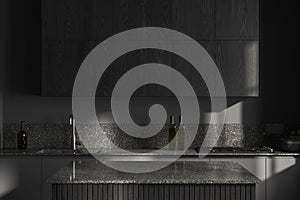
xmin=69 ymin=114 xmax=73 ymax=125
xmin=69 ymin=114 xmax=76 ymax=152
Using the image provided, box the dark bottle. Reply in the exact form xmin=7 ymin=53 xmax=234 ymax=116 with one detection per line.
xmin=177 ymin=115 xmax=185 ymax=150
xmin=168 ymin=116 xmax=176 ymax=149
xmin=17 ymin=121 xmax=27 ymax=149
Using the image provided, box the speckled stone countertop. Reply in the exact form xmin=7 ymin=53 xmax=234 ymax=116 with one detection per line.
xmin=0 ymin=148 xmax=299 ymax=156
xmin=0 ymin=148 xmax=196 ymax=156
xmin=0 ymin=149 xmax=42 ymax=156
xmin=48 ymin=160 xmax=260 ymax=184
xmin=205 ymin=151 xmax=300 ymax=156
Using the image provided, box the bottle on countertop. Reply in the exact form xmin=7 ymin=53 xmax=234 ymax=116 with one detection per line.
xmin=17 ymin=121 xmax=27 ymax=149
xmin=177 ymin=115 xmax=185 ymax=150
xmin=168 ymin=115 xmax=176 ymax=150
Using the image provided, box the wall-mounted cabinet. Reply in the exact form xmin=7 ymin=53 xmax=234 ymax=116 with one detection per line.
xmin=41 ymin=0 xmax=259 ymax=97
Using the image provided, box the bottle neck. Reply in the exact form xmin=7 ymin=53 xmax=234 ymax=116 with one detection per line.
xmin=179 ymin=116 xmax=183 ymax=125
xmin=20 ymin=121 xmax=25 ymax=130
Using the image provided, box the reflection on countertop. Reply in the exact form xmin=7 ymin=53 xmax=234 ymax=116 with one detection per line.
xmin=0 ymin=148 xmax=299 ymax=157
xmin=48 ymin=160 xmax=261 ymax=184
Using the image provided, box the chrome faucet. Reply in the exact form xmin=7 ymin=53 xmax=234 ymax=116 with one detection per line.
xmin=69 ymin=114 xmax=76 ymax=151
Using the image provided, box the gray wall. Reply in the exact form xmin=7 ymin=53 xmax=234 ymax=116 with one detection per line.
xmin=3 ymin=95 xmax=262 ymax=124
xmin=0 ymin=0 xmax=11 ymax=148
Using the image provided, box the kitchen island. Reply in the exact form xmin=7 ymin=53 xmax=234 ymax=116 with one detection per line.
xmin=48 ymin=160 xmax=260 ymax=200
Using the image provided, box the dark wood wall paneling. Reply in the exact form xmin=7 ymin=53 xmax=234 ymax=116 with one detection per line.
xmin=52 ymin=184 xmax=255 ymax=200
xmin=41 ymin=0 xmax=259 ymax=97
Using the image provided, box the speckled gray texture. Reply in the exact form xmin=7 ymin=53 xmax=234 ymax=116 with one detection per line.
xmin=48 ymin=160 xmax=260 ymax=184
xmin=193 ymin=124 xmax=265 ymax=148
xmin=2 ymin=123 xmax=72 ymax=149
xmin=2 ymin=123 xmax=263 ymax=150
xmin=75 ymin=123 xmax=264 ymax=149
xmin=1 ymin=148 xmax=299 ymax=156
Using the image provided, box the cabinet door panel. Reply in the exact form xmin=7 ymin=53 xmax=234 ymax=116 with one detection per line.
xmin=112 ymin=0 xmax=172 ymax=33
xmin=42 ymin=41 xmax=84 ymax=96
xmin=42 ymin=0 xmax=114 ymax=41
xmin=97 ymin=50 xmax=144 ymax=97
xmin=172 ymin=0 xmax=215 ymax=40
xmin=216 ymin=0 xmax=259 ymax=40
xmin=112 ymin=0 xmax=173 ymax=96
xmin=41 ymin=0 xmax=57 ymax=40
xmin=171 ymin=41 xmax=216 ymax=96
xmin=215 ymin=41 xmax=259 ymax=96
xmin=140 ymin=49 xmax=173 ymax=96
xmin=42 ymin=0 xmax=85 ymax=40
xmin=41 ymin=0 xmax=259 ymax=97
xmin=82 ymin=0 xmax=114 ymax=41
xmin=210 ymin=158 xmax=266 ymax=200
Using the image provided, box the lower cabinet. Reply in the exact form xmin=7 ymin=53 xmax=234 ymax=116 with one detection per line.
xmin=0 ymin=157 xmax=42 ymax=200
xmin=41 ymin=156 xmax=91 ymax=200
xmin=266 ymin=157 xmax=300 ymax=200
xmin=51 ymin=183 xmax=256 ymax=200
xmin=209 ymin=157 xmax=266 ymax=200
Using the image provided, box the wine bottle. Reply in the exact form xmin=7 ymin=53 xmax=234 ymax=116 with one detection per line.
xmin=177 ymin=115 xmax=185 ymax=150
xmin=17 ymin=121 xmax=27 ymax=149
xmin=168 ymin=116 xmax=176 ymax=150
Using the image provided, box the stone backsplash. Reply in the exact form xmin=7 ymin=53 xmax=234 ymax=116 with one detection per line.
xmin=2 ymin=123 xmax=72 ymax=149
xmin=2 ymin=123 xmax=264 ymax=149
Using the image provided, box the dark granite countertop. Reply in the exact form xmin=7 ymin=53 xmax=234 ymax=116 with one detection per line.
xmin=0 ymin=148 xmax=196 ymax=156
xmin=48 ymin=160 xmax=260 ymax=184
xmin=0 ymin=148 xmax=42 ymax=156
xmin=206 ymin=151 xmax=300 ymax=156
xmin=1 ymin=148 xmax=299 ymax=157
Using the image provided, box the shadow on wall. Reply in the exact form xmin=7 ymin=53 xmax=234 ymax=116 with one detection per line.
xmin=265 ymin=158 xmax=300 ymax=200
xmin=0 ymin=0 xmax=12 ymax=148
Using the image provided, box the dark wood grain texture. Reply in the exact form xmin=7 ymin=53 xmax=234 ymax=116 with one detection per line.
xmin=42 ymin=40 xmax=81 ymax=96
xmin=172 ymin=0 xmax=215 ymax=40
xmin=41 ymin=40 xmax=259 ymax=97
xmin=52 ymin=184 xmax=256 ymax=200
xmin=215 ymin=41 xmax=259 ymax=96
xmin=42 ymin=40 xmax=100 ymax=96
xmin=42 ymin=0 xmax=114 ymax=41
xmin=216 ymin=0 xmax=259 ymax=40
xmin=41 ymin=0 xmax=57 ymax=40
xmin=171 ymin=41 xmax=216 ymax=96
xmin=41 ymin=0 xmax=259 ymax=97
xmin=112 ymin=0 xmax=172 ymax=33
xmin=114 ymin=0 xmax=173 ymax=97
xmin=140 ymin=49 xmax=173 ymax=96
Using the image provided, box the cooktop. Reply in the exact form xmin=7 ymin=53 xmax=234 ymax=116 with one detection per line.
xmin=195 ymin=146 xmax=274 ymax=153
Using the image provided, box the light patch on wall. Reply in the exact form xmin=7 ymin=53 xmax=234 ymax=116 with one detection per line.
xmin=98 ymin=111 xmax=114 ymax=123
xmin=266 ymin=158 xmax=296 ymax=180
xmin=0 ymin=93 xmax=3 ymax=148
xmin=0 ymin=162 xmax=19 ymax=197
xmin=203 ymin=101 xmax=243 ymax=124
xmin=244 ymin=41 xmax=259 ymax=96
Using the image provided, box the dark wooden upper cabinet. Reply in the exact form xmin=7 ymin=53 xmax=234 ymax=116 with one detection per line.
xmin=216 ymin=0 xmax=259 ymax=40
xmin=42 ymin=0 xmax=114 ymax=41
xmin=172 ymin=0 xmax=215 ymax=40
xmin=41 ymin=40 xmax=99 ymax=96
xmin=41 ymin=0 xmax=259 ymax=97
xmin=215 ymin=41 xmax=259 ymax=96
